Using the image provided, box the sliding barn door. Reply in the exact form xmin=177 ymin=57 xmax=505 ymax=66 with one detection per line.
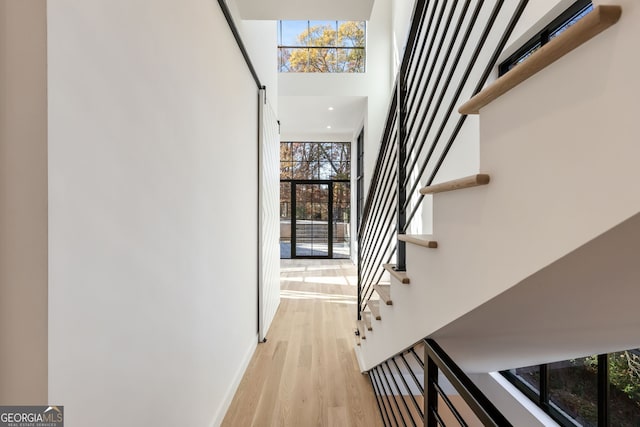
xmin=258 ymin=89 xmax=280 ymax=341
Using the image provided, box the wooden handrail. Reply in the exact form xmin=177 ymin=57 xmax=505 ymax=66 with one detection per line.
xmin=459 ymin=5 xmax=622 ymax=115
xmin=419 ymin=174 xmax=490 ymax=195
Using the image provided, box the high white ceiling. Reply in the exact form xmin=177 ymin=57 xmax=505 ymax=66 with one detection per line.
xmin=279 ymin=95 xmax=366 ymax=139
xmin=232 ymin=0 xmax=373 ymax=141
xmin=234 ymin=0 xmax=374 ymax=20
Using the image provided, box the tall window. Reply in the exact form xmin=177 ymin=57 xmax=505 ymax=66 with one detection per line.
xmin=356 ymin=129 xmax=364 ymax=229
xmin=280 ymin=142 xmax=351 ymax=259
xmin=278 ymin=20 xmax=366 ymax=73
xmin=503 ymin=349 xmax=640 ymax=426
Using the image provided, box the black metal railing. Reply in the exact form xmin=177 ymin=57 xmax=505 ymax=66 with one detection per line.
xmin=369 ymin=339 xmax=513 ymax=426
xmin=369 ymin=342 xmax=426 ymax=426
xmin=424 ymin=339 xmax=513 ymax=426
xmin=356 ymin=0 xmax=529 ymax=315
xmin=357 ymin=89 xmax=399 ymax=319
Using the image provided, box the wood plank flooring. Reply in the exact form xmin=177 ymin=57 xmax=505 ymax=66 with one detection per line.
xmin=222 ymin=259 xmax=383 ymax=427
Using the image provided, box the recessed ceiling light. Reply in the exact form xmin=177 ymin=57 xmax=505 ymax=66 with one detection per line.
xmin=328 ymin=107 xmax=334 ymax=111
xmin=326 ymin=125 xmax=332 ymax=129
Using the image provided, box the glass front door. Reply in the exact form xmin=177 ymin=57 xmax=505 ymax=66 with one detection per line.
xmin=281 ymin=181 xmax=350 ymax=259
xmin=294 ymin=183 xmax=330 ymax=257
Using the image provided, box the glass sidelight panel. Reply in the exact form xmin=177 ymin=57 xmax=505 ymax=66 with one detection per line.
xmin=332 ymin=182 xmax=350 ymax=259
xmin=609 ymin=349 xmax=640 ymax=426
xmin=280 ymin=182 xmax=292 ymax=258
xmin=294 ymin=183 xmax=330 ymax=257
xmin=549 ymin=356 xmax=598 ymax=426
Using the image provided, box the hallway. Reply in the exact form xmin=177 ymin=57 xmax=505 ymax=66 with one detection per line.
xmin=222 ymin=260 xmax=382 ymax=426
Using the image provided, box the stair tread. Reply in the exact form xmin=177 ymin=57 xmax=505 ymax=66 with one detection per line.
xmin=398 ymin=234 xmax=438 ymax=249
xmin=383 ymin=264 xmax=410 ymax=284
xmin=419 ymin=174 xmax=490 ymax=195
xmin=357 ymin=320 xmax=367 ymax=339
xmin=368 ymin=301 xmax=382 ymax=320
xmin=361 ymin=311 xmax=373 ymax=330
xmin=373 ymin=284 xmax=393 ymax=305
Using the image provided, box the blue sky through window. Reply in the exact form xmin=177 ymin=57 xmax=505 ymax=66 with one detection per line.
xmin=279 ymin=21 xmax=308 ymax=46
xmin=280 ymin=21 xmax=350 ymax=47
xmin=550 ymin=4 xmax=594 ymax=39
xmin=278 ymin=20 xmax=366 ymax=73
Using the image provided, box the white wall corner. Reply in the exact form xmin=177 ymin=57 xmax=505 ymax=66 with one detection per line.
xmin=210 ymin=335 xmax=259 ymax=427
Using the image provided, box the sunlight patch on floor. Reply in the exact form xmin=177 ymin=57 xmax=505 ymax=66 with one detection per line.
xmin=281 ymin=276 xmax=356 ymax=286
xmin=280 ymin=289 xmax=356 ymax=304
xmin=280 ymin=268 xmax=307 ymax=273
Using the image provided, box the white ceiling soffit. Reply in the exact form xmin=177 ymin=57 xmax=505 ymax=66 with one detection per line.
xmin=279 ymin=96 xmax=366 ymax=139
xmin=431 ymin=211 xmax=640 ymax=373
xmin=234 ymin=0 xmax=375 ymax=21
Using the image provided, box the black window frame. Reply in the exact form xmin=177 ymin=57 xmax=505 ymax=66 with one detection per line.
xmin=277 ymin=20 xmax=367 ymax=73
xmin=356 ymin=128 xmax=364 ymax=230
xmin=279 ymin=141 xmax=352 ymax=260
xmin=501 ymin=353 xmax=623 ymax=427
xmin=498 ymin=0 xmax=593 ymax=76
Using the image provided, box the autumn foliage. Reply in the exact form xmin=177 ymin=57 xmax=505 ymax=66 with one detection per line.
xmin=279 ymin=21 xmax=365 ymax=73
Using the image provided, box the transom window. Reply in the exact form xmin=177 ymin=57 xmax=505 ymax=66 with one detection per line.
xmin=280 ymin=141 xmax=351 ymax=180
xmin=278 ymin=20 xmax=366 ymax=73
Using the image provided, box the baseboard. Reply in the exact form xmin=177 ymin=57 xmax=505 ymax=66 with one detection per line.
xmin=209 ymin=334 xmax=259 ymax=427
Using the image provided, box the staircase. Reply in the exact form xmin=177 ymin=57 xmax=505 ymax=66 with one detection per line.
xmin=356 ymin=0 xmax=639 ymax=424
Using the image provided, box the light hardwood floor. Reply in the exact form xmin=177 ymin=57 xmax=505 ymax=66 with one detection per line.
xmin=222 ymin=259 xmax=383 ymax=427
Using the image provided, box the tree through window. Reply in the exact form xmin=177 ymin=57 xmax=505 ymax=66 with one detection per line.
xmin=278 ymin=20 xmax=366 ymax=73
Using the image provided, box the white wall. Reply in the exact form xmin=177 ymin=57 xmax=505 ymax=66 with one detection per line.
xmin=47 ymin=1 xmax=259 ymax=426
xmin=241 ymin=20 xmax=279 ymax=114
xmin=0 ymin=0 xmax=48 ymax=404
xmin=225 ymin=0 xmax=279 ymax=114
xmin=391 ymin=0 xmax=417 ymax=72
xmin=234 ymin=0 xmax=374 ymax=21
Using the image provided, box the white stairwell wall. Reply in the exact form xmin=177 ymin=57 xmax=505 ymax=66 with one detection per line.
xmin=48 ymin=0 xmax=262 ymax=426
xmin=357 ymin=0 xmax=640 ymax=380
